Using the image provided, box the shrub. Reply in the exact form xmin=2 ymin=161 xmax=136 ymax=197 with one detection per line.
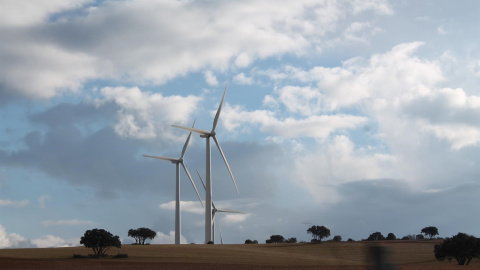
xmin=113 ymin=253 xmax=129 ymax=258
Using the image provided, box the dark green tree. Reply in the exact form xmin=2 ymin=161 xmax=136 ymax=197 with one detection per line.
xmin=434 ymin=232 xmax=480 ymax=265
xmin=367 ymin=232 xmax=385 ymax=241
xmin=80 ymin=228 xmax=121 ymax=257
xmin=386 ymin=233 xmax=396 ymax=240
xmin=267 ymin=235 xmax=285 ymax=243
xmin=285 ymin=237 xmax=297 ymax=243
xmin=307 ymin=225 xmax=330 ymax=242
xmin=333 ymin=235 xmax=342 ymax=242
xmin=128 ymin=227 xmax=156 ymax=245
xmin=421 ymin=226 xmax=439 ymax=239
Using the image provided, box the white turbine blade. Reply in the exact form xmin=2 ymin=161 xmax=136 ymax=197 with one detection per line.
xmin=212 ymin=201 xmax=217 ymax=211
xmin=172 ymin=125 xmax=211 ymax=136
xmin=212 ymin=84 xmax=227 ymax=133
xmin=218 ymin=223 xmax=223 ymax=244
xmin=180 ymin=119 xmax=196 ymax=159
xmin=181 ymin=163 xmax=204 ymax=208
xmin=215 ymin=209 xmax=245 ymax=214
xmin=212 ymin=136 xmax=239 ymax=194
xmin=196 ymin=170 xmax=206 ymax=190
xmin=143 ymin=155 xmax=178 ymax=162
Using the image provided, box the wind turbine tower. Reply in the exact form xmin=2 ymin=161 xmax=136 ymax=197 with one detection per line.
xmin=143 ymin=120 xmax=203 ymax=244
xmin=173 ymin=84 xmax=238 ymax=243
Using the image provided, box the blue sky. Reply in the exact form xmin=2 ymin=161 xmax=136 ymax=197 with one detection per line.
xmin=0 ymin=0 xmax=479 ymax=247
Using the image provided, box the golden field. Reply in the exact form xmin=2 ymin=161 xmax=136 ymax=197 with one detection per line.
xmin=1 ymin=241 xmax=479 ymax=269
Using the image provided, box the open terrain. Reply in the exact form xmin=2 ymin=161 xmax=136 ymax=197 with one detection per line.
xmin=1 ymin=241 xmax=479 ymax=269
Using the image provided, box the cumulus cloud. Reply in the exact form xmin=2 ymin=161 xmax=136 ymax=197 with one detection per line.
xmin=204 ymin=70 xmax=219 ymax=86
xmin=0 ymin=0 xmax=392 ymax=101
xmin=221 ymin=104 xmax=368 ymax=139
xmin=0 ymin=0 xmax=91 ymax=26
xmin=1 ymin=224 xmax=79 ymax=248
xmin=0 ymin=225 xmax=33 ymax=248
xmin=233 ymin=73 xmax=254 ymax=85
xmin=159 ymin=201 xmax=204 ymax=215
xmin=94 ymin=86 xmax=201 ymax=141
xmin=0 ymin=199 xmax=29 ymax=207
xmin=220 ymin=213 xmax=250 ymax=225
xmin=151 ymin=231 xmax=187 ymax=244
xmin=31 ymin=235 xmax=78 ymax=248
xmin=41 ymin=219 xmax=94 ymax=227
xmin=293 ymin=135 xmax=398 ymax=203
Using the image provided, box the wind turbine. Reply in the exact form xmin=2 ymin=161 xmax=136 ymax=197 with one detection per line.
xmin=143 ymin=120 xmax=203 ymax=245
xmin=173 ymin=84 xmax=238 ymax=243
xmin=196 ymin=170 xmax=244 ymax=244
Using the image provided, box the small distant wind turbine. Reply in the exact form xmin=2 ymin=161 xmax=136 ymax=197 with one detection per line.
xmin=197 ymin=171 xmax=244 ymax=244
xmin=143 ymin=120 xmax=203 ymax=245
xmin=218 ymin=223 xmax=224 ymax=244
xmin=173 ymin=84 xmax=238 ymax=244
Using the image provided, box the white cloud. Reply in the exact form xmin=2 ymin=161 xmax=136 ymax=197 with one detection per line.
xmin=222 ymin=104 xmax=368 ymax=139
xmin=32 ymin=235 xmax=78 ymax=248
xmin=234 ymin=53 xmax=252 ymax=68
xmin=159 ymin=200 xmax=204 ymax=214
xmin=0 ymin=0 xmax=392 ymax=100
xmin=204 ymin=70 xmax=219 ymax=86
xmin=151 ymin=231 xmax=188 ymax=244
xmin=0 ymin=43 xmax=98 ymax=99
xmin=0 ymin=225 xmax=33 ymax=248
xmin=424 ymin=124 xmax=480 ymax=150
xmin=294 ymin=135 xmax=398 ymax=203
xmin=233 ymin=73 xmax=254 ymax=85
xmin=0 ymin=224 xmax=78 ymax=248
xmin=351 ymin=0 xmax=393 ymax=15
xmin=41 ymin=219 xmax=94 ymax=227
xmin=0 ymin=199 xmax=29 ymax=207
xmin=0 ymin=0 xmax=91 ymax=26
xmin=220 ymin=213 xmax=250 ymax=225
xmin=95 ymin=86 xmax=201 ymax=140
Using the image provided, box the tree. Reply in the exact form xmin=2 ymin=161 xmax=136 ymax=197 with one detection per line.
xmin=307 ymin=225 xmax=330 ymax=242
xmin=333 ymin=235 xmax=342 ymax=242
xmin=367 ymin=232 xmax=385 ymax=241
xmin=434 ymin=232 xmax=480 ymax=265
xmin=128 ymin=227 xmax=156 ymax=245
xmin=386 ymin=233 xmax=396 ymax=240
xmin=421 ymin=226 xmax=439 ymax=239
xmin=267 ymin=235 xmax=285 ymax=243
xmin=286 ymin=237 xmax=297 ymax=243
xmin=245 ymin=239 xmax=258 ymax=244
xmin=402 ymin=234 xmax=415 ymax=240
xmin=80 ymin=228 xmax=121 ymax=257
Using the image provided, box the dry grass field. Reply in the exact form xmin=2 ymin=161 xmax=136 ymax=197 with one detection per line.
xmin=1 ymin=241 xmax=479 ymax=269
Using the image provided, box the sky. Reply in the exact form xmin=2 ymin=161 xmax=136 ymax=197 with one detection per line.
xmin=0 ymin=0 xmax=479 ymax=247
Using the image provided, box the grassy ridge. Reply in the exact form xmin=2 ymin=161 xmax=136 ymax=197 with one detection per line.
xmin=1 ymin=241 xmax=479 ymax=269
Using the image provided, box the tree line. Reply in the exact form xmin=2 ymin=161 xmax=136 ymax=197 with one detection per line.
xmin=78 ymin=225 xmax=480 ymax=265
